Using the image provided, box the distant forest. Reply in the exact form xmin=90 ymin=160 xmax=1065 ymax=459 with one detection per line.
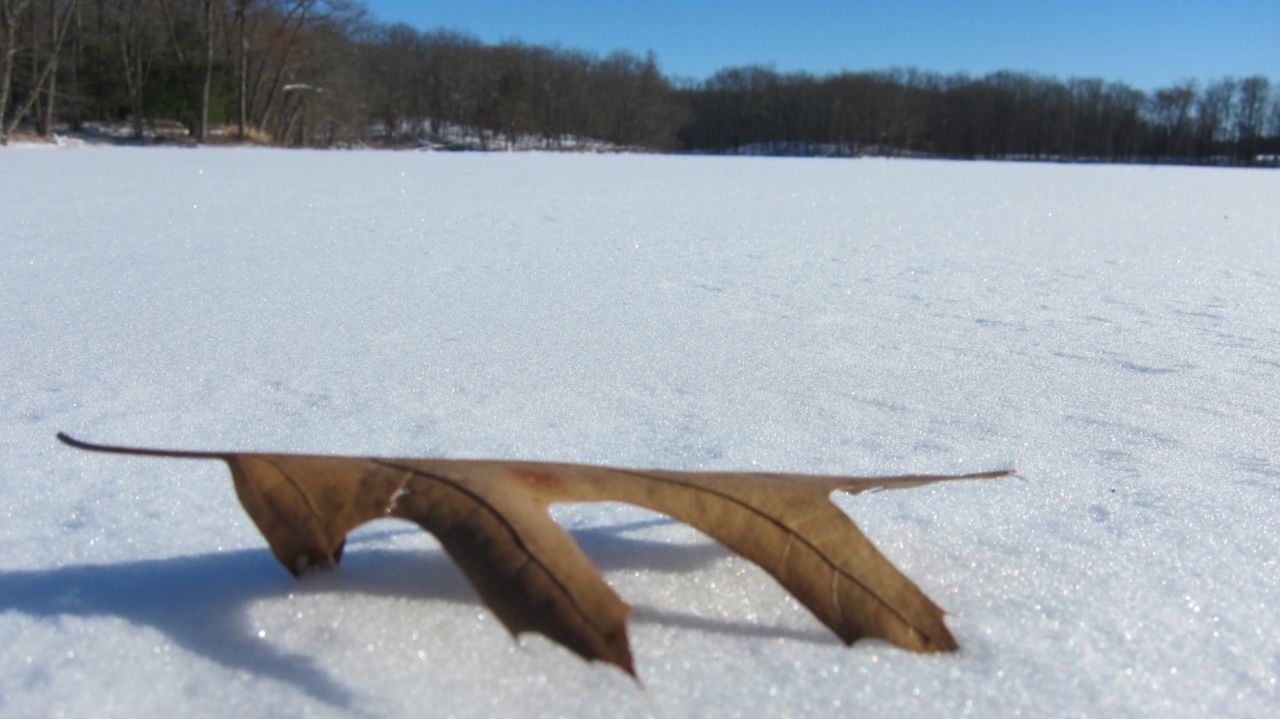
xmin=3 ymin=0 xmax=1277 ymax=165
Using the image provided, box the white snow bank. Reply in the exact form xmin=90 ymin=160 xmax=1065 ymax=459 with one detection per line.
xmin=1 ymin=148 xmax=1278 ymax=717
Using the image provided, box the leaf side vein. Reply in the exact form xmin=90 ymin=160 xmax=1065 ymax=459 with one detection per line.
xmin=264 ymin=458 xmax=324 ymax=522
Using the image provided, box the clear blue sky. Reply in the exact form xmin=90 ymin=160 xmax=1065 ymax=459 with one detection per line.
xmin=359 ymin=0 xmax=1277 ymax=89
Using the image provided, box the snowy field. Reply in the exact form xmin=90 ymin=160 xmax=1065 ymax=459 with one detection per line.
xmin=2 ymin=147 xmax=1278 ymax=718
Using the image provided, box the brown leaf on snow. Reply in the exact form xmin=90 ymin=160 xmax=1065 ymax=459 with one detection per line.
xmin=56 ymin=432 xmax=1011 ymax=675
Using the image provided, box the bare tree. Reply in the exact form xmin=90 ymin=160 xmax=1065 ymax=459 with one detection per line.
xmin=1235 ymin=75 xmax=1270 ymax=161
xmin=0 ymin=0 xmax=32 ymax=143
xmin=1148 ymin=80 xmax=1196 ymax=158
xmin=0 ymin=0 xmax=75 ymax=143
xmin=114 ymin=0 xmax=160 ymax=138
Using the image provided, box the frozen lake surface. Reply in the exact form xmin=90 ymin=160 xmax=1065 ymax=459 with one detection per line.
xmin=2 ymin=147 xmax=1278 ymax=717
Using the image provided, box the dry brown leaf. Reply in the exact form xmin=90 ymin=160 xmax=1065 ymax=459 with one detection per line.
xmin=56 ymin=432 xmax=1011 ymax=675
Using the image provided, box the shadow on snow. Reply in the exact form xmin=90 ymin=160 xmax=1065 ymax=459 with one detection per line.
xmin=0 ymin=517 xmax=835 ymax=711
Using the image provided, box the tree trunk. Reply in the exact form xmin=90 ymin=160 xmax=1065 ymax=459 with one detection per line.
xmin=236 ymin=2 xmax=246 ymax=139
xmin=66 ymin=0 xmax=78 ymax=130
xmin=128 ymin=39 xmax=142 ymax=138
xmin=117 ymin=10 xmax=143 ymax=139
xmin=198 ymin=0 xmax=212 ymax=141
xmin=157 ymin=0 xmax=184 ymax=64
xmin=26 ymin=0 xmax=41 ymax=133
xmin=40 ymin=0 xmax=55 ymax=137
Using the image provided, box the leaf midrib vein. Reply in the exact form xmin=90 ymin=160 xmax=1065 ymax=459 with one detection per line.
xmin=610 ymin=468 xmax=930 ymax=645
xmin=373 ymin=460 xmax=615 ymax=643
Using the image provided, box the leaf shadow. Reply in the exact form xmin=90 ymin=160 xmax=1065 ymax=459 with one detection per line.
xmin=334 ymin=519 xmax=838 ymax=647
xmin=0 ymin=544 xmax=362 ymax=713
xmin=0 ymin=517 xmax=832 ymax=710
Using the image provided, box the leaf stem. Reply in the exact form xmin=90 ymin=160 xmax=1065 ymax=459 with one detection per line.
xmin=56 ymin=432 xmax=229 ymax=461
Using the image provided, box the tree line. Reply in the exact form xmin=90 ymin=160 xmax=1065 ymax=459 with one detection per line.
xmin=2 ymin=0 xmax=1277 ymax=165
xmin=678 ymin=66 xmax=1278 ymax=164
xmin=0 ymin=0 xmax=686 ymax=149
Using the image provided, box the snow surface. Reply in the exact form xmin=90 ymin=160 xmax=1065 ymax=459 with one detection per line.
xmin=2 ymin=147 xmax=1278 ymax=718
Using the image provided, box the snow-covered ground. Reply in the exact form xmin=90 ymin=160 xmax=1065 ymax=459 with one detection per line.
xmin=2 ymin=147 xmax=1277 ymax=717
